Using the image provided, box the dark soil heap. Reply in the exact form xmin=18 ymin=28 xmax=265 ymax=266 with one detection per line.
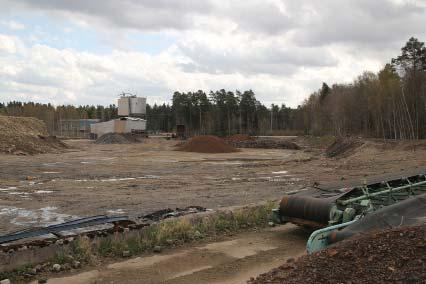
xmin=95 ymin=133 xmax=142 ymax=144
xmin=230 ymin=139 xmax=300 ymax=150
xmin=325 ymin=137 xmax=364 ymax=158
xmin=226 ymin=134 xmax=255 ymax=142
xmin=176 ymin=135 xmax=238 ymax=153
xmin=248 ymin=225 xmax=426 ymax=284
xmin=0 ymin=116 xmax=68 ymax=155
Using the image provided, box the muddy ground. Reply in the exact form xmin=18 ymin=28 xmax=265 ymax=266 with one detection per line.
xmin=1 ymin=137 xmax=426 ymax=234
xmin=29 ymin=224 xmax=308 ymax=284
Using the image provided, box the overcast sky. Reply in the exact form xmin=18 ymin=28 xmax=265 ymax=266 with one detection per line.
xmin=0 ymin=0 xmax=425 ymax=107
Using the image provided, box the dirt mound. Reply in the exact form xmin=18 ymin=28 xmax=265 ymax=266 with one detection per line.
xmin=95 ymin=133 xmax=143 ymax=144
xmin=176 ymin=135 xmax=238 ymax=153
xmin=230 ymin=139 xmax=300 ymax=150
xmin=0 ymin=116 xmax=68 ymax=155
xmin=248 ymin=225 xmax=426 ymax=284
xmin=325 ymin=137 xmax=363 ymax=158
xmin=226 ymin=134 xmax=255 ymax=142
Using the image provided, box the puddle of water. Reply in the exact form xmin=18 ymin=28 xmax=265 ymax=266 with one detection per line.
xmin=118 ymin=177 xmax=136 ymax=181
xmin=42 ymin=171 xmax=61 ymax=174
xmin=42 ymin=162 xmax=72 ymax=167
xmin=0 ymin=186 xmax=17 ymax=191
xmin=35 ymin=190 xmax=53 ymax=194
xmin=8 ymin=192 xmax=29 ymax=195
xmin=272 ymin=170 xmax=288 ymax=174
xmin=75 ymin=176 xmax=159 ymax=183
xmin=231 ymin=177 xmax=241 ymax=181
xmin=137 ymin=175 xmax=161 ymax=179
xmin=107 ymin=209 xmax=125 ymax=214
xmin=205 ymin=161 xmax=243 ymax=165
xmin=0 ymin=206 xmax=76 ymax=227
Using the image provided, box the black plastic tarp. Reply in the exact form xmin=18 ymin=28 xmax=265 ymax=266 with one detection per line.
xmin=329 ymin=193 xmax=426 ymax=244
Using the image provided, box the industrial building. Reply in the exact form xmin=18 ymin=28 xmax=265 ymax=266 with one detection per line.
xmin=90 ymin=95 xmax=147 ymax=138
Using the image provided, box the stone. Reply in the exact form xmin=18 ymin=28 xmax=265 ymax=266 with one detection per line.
xmin=0 ymin=279 xmax=11 ymax=284
xmin=122 ymin=250 xmax=131 ymax=257
xmin=153 ymin=246 xmax=162 ymax=253
xmin=55 ymin=239 xmax=64 ymax=245
xmin=52 ymin=263 xmax=61 ymax=272
xmin=268 ymin=221 xmax=276 ymax=227
xmin=72 ymin=260 xmax=81 ymax=269
xmin=63 ymin=263 xmax=71 ymax=270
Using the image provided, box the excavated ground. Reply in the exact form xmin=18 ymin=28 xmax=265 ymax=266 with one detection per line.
xmin=0 ymin=137 xmax=425 ymax=234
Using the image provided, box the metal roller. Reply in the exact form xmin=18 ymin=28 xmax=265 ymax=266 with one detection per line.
xmin=279 ymin=195 xmax=335 ymax=228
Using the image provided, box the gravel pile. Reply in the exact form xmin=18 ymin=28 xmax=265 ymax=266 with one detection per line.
xmin=248 ymin=225 xmax=426 ymax=284
xmin=95 ymin=133 xmax=143 ymax=144
xmin=230 ymin=139 xmax=300 ymax=150
xmin=175 ymin=135 xmax=238 ymax=153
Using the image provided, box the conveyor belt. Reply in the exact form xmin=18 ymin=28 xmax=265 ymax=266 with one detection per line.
xmin=0 ymin=215 xmax=129 ymax=244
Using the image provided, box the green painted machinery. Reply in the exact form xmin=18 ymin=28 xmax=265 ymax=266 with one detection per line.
xmin=272 ymin=170 xmax=426 ymax=253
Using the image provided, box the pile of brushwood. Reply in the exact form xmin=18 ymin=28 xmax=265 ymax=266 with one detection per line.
xmin=325 ymin=137 xmax=364 ymax=158
xmin=248 ymin=225 xmax=426 ymax=284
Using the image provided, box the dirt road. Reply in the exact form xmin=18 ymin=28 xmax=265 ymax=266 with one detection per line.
xmin=30 ymin=224 xmax=308 ymax=284
xmin=1 ymin=137 xmax=425 ymax=233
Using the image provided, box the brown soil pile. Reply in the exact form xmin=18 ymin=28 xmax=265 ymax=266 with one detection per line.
xmin=248 ymin=225 xmax=426 ymax=284
xmin=176 ymin=135 xmax=238 ymax=153
xmin=95 ymin=133 xmax=143 ymax=144
xmin=325 ymin=137 xmax=364 ymax=158
xmin=0 ymin=116 xmax=68 ymax=155
xmin=226 ymin=134 xmax=255 ymax=142
xmin=231 ymin=139 xmax=300 ymax=150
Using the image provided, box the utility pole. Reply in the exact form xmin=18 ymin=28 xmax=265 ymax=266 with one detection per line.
xmin=270 ymin=107 xmax=273 ymax=133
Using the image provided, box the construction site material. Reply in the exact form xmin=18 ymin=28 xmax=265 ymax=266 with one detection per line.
xmin=248 ymin=225 xmax=426 ymax=284
xmin=94 ymin=133 xmax=143 ymax=144
xmin=0 ymin=116 xmax=68 ymax=155
xmin=229 ymin=138 xmax=300 ymax=150
xmin=0 ymin=216 xmax=129 ymax=245
xmin=226 ymin=134 xmax=255 ymax=142
xmin=325 ymin=137 xmax=363 ymax=158
xmin=273 ymin=170 xmax=426 ymax=252
xmin=175 ymin=135 xmax=238 ymax=153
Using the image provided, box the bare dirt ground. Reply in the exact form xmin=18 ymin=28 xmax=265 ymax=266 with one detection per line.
xmin=29 ymin=224 xmax=309 ymax=284
xmin=1 ymin=137 xmax=426 ymax=234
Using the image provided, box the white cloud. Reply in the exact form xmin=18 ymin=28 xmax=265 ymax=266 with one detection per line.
xmin=1 ymin=20 xmax=25 ymax=30
xmin=0 ymin=0 xmax=425 ymax=107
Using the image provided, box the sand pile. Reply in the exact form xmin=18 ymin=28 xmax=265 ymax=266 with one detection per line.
xmin=249 ymin=225 xmax=426 ymax=284
xmin=95 ymin=133 xmax=143 ymax=144
xmin=0 ymin=116 xmax=68 ymax=155
xmin=325 ymin=137 xmax=364 ymax=158
xmin=176 ymin=135 xmax=238 ymax=153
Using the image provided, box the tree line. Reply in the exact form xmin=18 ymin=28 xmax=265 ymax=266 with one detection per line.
xmin=0 ymin=37 xmax=425 ymax=139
